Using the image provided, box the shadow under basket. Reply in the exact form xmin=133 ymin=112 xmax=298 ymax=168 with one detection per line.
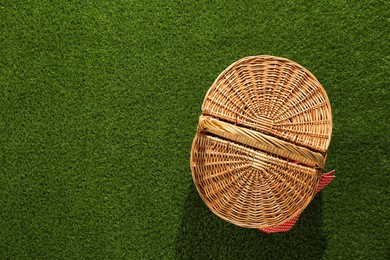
xmin=190 ymin=55 xmax=335 ymax=232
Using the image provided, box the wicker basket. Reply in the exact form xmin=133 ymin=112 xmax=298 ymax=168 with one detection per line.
xmin=190 ymin=55 xmax=332 ymax=229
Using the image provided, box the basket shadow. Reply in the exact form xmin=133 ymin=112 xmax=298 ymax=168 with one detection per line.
xmin=176 ymin=184 xmax=327 ymax=260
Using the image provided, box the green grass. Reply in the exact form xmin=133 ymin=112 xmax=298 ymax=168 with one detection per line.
xmin=1 ymin=0 xmax=389 ymax=259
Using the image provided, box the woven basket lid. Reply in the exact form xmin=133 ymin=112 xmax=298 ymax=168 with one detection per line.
xmin=190 ymin=56 xmax=332 ymax=228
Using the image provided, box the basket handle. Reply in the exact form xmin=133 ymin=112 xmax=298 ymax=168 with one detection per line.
xmin=199 ymin=115 xmax=326 ymax=168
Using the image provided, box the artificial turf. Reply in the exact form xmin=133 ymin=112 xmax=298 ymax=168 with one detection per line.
xmin=1 ymin=0 xmax=389 ymax=259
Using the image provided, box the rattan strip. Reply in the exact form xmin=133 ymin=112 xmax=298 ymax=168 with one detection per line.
xmin=199 ymin=115 xmax=325 ymax=168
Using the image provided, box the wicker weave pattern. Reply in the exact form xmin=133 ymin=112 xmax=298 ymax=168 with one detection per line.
xmin=191 ymin=134 xmax=319 ymax=228
xmin=191 ymin=55 xmax=332 ymax=228
xmin=202 ymin=56 xmax=332 ymax=153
